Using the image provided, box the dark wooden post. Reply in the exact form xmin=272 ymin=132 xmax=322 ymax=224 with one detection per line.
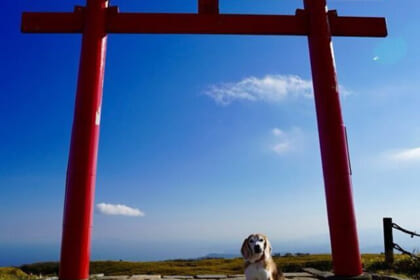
xmin=383 ymin=217 xmax=394 ymax=265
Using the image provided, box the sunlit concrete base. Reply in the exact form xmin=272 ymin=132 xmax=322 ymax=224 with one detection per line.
xmin=303 ymin=268 xmax=372 ymax=280
xmin=59 ymin=278 xmax=89 ymax=280
xmin=327 ymin=273 xmax=372 ymax=280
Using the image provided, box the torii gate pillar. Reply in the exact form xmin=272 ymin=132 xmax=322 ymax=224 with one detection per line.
xmin=59 ymin=0 xmax=107 ymax=279
xmin=305 ymin=0 xmax=363 ymax=276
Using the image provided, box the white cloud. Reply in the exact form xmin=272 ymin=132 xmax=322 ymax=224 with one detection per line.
xmin=205 ymin=75 xmax=313 ymax=105
xmin=339 ymin=85 xmax=353 ymax=97
xmin=272 ymin=128 xmax=284 ymax=136
xmin=270 ymin=127 xmax=303 ymax=155
xmin=386 ymin=147 xmax=420 ymax=162
xmin=96 ymin=203 xmax=145 ymax=217
xmin=272 ymin=142 xmax=291 ymax=155
xmin=205 ymin=74 xmax=351 ymax=105
xmin=373 ymin=56 xmax=380 ymax=61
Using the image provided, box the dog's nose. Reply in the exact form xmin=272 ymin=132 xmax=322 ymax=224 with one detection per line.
xmin=254 ymin=245 xmax=261 ymax=253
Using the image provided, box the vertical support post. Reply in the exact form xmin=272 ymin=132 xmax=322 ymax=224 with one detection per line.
xmin=198 ymin=0 xmax=219 ymax=14
xmin=383 ymin=217 xmax=394 ymax=265
xmin=304 ymin=0 xmax=363 ymax=277
xmin=59 ymin=0 xmax=108 ymax=279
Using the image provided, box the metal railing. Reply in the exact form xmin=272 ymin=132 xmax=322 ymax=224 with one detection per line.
xmin=383 ymin=217 xmax=420 ymax=264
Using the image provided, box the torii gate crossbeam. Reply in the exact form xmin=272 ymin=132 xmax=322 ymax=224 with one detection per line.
xmin=21 ymin=0 xmax=387 ymax=279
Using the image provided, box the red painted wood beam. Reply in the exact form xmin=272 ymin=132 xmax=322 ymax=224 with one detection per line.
xmin=328 ymin=11 xmax=387 ymax=37
xmin=58 ymin=0 xmax=108 ymax=279
xmin=21 ymin=8 xmax=387 ymax=37
xmin=106 ymin=12 xmax=308 ymax=35
xmin=21 ymin=8 xmax=84 ymax=33
xmin=198 ymin=0 xmax=219 ymax=14
xmin=305 ymin=0 xmax=363 ymax=275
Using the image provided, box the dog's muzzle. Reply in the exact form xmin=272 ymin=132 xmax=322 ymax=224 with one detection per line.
xmin=254 ymin=245 xmax=262 ymax=254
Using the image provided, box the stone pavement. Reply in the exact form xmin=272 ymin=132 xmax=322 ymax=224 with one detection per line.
xmin=88 ymin=272 xmax=319 ymax=280
xmin=43 ymin=272 xmax=408 ymax=280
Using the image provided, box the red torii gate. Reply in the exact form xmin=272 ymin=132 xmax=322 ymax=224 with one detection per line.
xmin=21 ymin=1 xmax=387 ymax=279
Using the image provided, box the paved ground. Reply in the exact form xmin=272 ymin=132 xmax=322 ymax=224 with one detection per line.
xmin=43 ymin=271 xmax=407 ymax=280
xmin=87 ymin=272 xmax=319 ymax=280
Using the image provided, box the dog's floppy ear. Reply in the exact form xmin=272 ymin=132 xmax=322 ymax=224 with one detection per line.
xmin=241 ymin=237 xmax=251 ymax=259
xmin=264 ymin=236 xmax=272 ymax=256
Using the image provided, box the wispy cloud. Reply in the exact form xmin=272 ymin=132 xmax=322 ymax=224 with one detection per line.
xmin=205 ymin=75 xmax=313 ymax=105
xmin=273 ymin=142 xmax=291 ymax=155
xmin=386 ymin=147 xmax=420 ymax=162
xmin=272 ymin=128 xmax=284 ymax=137
xmin=96 ymin=203 xmax=145 ymax=217
xmin=205 ymin=74 xmax=351 ymax=105
xmin=270 ymin=127 xmax=303 ymax=156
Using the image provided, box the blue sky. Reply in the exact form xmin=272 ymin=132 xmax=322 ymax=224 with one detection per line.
xmin=1 ymin=0 xmax=420 ymax=266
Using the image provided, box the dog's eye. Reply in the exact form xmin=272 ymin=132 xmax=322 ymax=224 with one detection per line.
xmin=249 ymin=240 xmax=254 ymax=243
xmin=259 ymin=239 xmax=263 ymax=242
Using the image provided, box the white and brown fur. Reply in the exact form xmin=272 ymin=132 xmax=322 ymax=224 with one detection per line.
xmin=241 ymin=234 xmax=284 ymax=280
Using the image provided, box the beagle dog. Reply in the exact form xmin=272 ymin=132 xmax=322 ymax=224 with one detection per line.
xmin=241 ymin=234 xmax=284 ymax=280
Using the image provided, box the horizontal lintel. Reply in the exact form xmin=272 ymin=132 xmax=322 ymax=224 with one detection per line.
xmin=106 ymin=12 xmax=308 ymax=35
xmin=21 ymin=10 xmax=83 ymax=33
xmin=21 ymin=9 xmax=387 ymax=38
xmin=328 ymin=12 xmax=387 ymax=37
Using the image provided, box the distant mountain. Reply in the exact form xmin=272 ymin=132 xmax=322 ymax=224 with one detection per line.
xmin=201 ymin=253 xmax=240 ymax=259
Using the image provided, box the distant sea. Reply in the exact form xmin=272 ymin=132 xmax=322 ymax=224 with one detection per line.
xmin=0 ymin=240 xmax=387 ymax=267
